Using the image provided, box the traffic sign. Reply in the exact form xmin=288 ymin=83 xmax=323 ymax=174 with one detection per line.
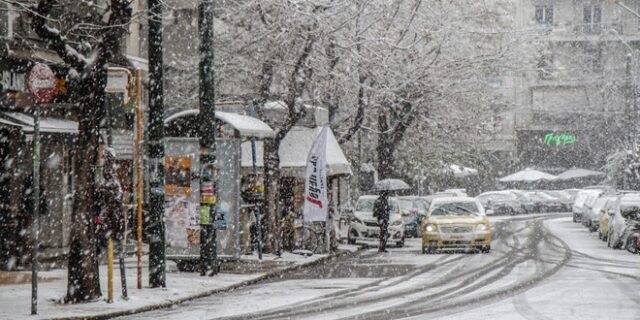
xmin=26 ymin=63 xmax=56 ymax=105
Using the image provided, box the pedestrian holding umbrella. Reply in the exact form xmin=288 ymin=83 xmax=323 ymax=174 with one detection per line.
xmin=371 ymin=179 xmax=410 ymax=252
xmin=373 ymin=191 xmax=391 ymax=252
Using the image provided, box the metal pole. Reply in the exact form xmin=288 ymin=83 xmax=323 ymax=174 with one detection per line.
xmin=248 ymin=100 xmax=263 ymax=260
xmin=31 ymin=106 xmax=40 ymax=315
xmin=107 ymin=238 xmax=114 ymax=303
xmin=135 ymin=70 xmax=144 ymax=290
xmin=148 ymin=0 xmax=166 ymax=288
xmin=199 ymin=0 xmax=217 ymax=276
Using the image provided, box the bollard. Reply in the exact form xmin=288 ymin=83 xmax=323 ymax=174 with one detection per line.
xmin=107 ymin=238 xmax=114 ymax=303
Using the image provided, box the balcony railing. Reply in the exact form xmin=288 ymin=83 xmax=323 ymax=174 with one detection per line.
xmin=572 ymin=22 xmax=623 ymax=35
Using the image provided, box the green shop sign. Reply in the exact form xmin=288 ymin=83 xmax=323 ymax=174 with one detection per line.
xmin=543 ymin=132 xmax=577 ymax=146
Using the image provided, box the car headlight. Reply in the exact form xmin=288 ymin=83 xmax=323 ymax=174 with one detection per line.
xmin=425 ymin=224 xmax=436 ymax=232
xmin=476 ymin=223 xmax=488 ymax=231
xmin=391 ymin=220 xmax=402 ymax=226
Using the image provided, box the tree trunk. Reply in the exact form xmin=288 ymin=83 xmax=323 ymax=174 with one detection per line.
xmin=262 ymin=139 xmax=281 ymax=253
xmin=377 ymin=136 xmax=396 ymax=180
xmin=66 ymin=67 xmax=105 ymax=302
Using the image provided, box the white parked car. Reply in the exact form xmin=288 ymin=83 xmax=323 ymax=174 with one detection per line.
xmin=580 ymin=191 xmax=604 ymax=223
xmin=475 ymin=191 xmax=524 ymax=215
xmin=347 ymin=195 xmax=405 ymax=247
xmin=608 ymin=193 xmax=640 ymax=250
xmin=583 ymin=195 xmax=616 ymax=232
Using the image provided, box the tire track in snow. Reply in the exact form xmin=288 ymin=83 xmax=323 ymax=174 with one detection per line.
xmin=224 ymin=217 xmax=543 ymax=320
xmin=338 ymin=217 xmax=572 ymax=320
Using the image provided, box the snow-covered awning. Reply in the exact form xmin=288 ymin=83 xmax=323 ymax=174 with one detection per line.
xmin=554 ymin=168 xmax=604 ymax=181
xmin=498 ymin=168 xmax=556 ymax=182
xmin=164 ymin=109 xmax=275 ymax=138
xmin=1 ymin=112 xmax=78 ymax=134
xmin=241 ymin=126 xmax=352 ymax=177
xmin=126 ymin=55 xmax=149 ymax=72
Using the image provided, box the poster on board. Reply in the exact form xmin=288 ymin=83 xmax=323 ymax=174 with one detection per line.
xmin=164 ymin=156 xmax=192 ymax=196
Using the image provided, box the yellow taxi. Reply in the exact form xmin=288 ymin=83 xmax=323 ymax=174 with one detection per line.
xmin=421 ymin=197 xmax=491 ymax=253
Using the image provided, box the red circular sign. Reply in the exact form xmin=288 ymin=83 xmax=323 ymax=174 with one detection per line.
xmin=26 ymin=63 xmax=56 ymax=104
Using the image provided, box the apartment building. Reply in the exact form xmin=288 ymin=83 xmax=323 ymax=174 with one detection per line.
xmin=488 ymin=0 xmax=640 ymax=172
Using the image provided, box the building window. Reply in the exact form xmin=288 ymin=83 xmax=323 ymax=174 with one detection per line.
xmin=583 ymin=5 xmax=602 ymax=33
xmin=585 ymin=45 xmax=603 ymax=73
xmin=537 ymin=55 xmax=554 ymax=80
xmin=535 ymin=5 xmax=554 ymax=25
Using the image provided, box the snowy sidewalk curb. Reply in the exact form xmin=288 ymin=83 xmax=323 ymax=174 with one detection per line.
xmin=54 ymin=247 xmax=363 ymax=320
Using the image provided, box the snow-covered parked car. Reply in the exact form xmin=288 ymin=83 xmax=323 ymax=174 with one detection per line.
xmin=582 ymin=195 xmax=616 ymax=232
xmin=475 ymin=191 xmax=524 ymax=215
xmin=598 ymin=196 xmax=619 ymax=241
xmin=573 ymin=190 xmax=601 ymax=223
xmin=608 ymin=193 xmax=640 ymax=251
xmin=525 ymin=191 xmax=564 ymax=212
xmin=543 ymin=190 xmax=574 ymax=212
xmin=348 ymin=195 xmax=405 ymax=247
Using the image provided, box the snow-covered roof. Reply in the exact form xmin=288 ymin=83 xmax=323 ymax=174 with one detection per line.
xmin=164 ymin=109 xmax=275 ymax=138
xmin=554 ymin=168 xmax=604 ymax=181
xmin=498 ymin=168 xmax=556 ymax=182
xmin=446 ymin=164 xmax=478 ymax=178
xmin=241 ymin=126 xmax=352 ymax=177
xmin=2 ymin=112 xmax=78 ymax=134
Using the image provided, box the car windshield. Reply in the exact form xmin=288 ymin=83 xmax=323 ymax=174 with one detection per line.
xmin=430 ymin=201 xmax=481 ymax=216
xmin=356 ymin=198 xmax=399 ymax=213
xmin=399 ymin=199 xmax=427 ymax=211
xmin=526 ymin=193 xmax=549 ymax=201
xmin=355 ymin=199 xmax=375 ymax=212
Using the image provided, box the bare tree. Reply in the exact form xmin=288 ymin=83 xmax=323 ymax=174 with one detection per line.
xmin=30 ymin=0 xmax=132 ymax=303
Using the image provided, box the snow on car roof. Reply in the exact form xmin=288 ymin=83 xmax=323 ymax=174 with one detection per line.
xmin=430 ymin=196 xmax=478 ymax=204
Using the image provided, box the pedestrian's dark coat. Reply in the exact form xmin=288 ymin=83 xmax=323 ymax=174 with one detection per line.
xmin=373 ymin=195 xmax=390 ymax=221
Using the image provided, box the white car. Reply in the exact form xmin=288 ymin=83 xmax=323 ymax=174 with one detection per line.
xmin=475 ymin=191 xmax=524 ymax=215
xmin=608 ymin=193 xmax=640 ymax=250
xmin=348 ymin=195 xmax=405 ymax=247
xmin=580 ymin=191 xmax=604 ymax=223
xmin=583 ymin=195 xmax=615 ymax=232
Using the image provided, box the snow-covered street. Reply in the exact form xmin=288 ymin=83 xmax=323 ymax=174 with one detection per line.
xmin=120 ymin=214 xmax=640 ymax=320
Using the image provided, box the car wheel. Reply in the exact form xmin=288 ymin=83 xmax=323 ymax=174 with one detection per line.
xmin=482 ymin=246 xmax=491 ymax=253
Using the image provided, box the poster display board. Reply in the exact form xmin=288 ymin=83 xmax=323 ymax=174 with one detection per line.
xmin=164 ymin=137 xmax=240 ymax=259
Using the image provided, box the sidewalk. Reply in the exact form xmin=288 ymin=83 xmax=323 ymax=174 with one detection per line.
xmin=0 ymin=244 xmax=360 ymax=320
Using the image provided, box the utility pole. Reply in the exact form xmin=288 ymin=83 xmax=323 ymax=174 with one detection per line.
xmin=198 ymin=0 xmax=218 ymax=276
xmin=148 ymin=0 xmax=166 ymax=288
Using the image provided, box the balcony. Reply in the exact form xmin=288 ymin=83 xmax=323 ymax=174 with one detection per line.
xmin=572 ymin=22 xmax=623 ymax=35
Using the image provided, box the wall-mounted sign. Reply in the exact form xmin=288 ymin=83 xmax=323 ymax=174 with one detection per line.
xmin=543 ymin=132 xmax=577 ymax=146
xmin=2 ymin=70 xmax=25 ymax=91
